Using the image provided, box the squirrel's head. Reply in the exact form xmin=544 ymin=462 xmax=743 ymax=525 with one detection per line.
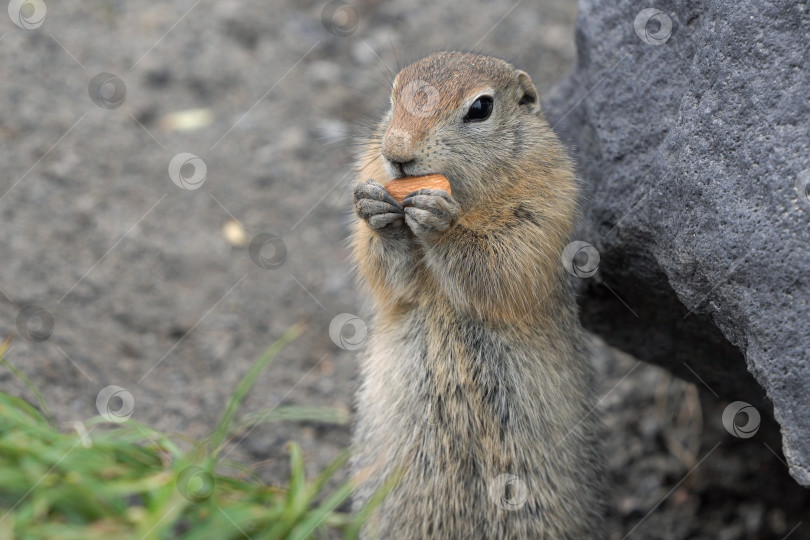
xmin=378 ymin=52 xmax=553 ymax=205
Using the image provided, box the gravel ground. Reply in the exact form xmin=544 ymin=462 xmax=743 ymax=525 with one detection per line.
xmin=0 ymin=0 xmax=807 ymax=538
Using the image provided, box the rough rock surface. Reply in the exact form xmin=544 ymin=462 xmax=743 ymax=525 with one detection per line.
xmin=546 ymin=0 xmax=810 ymax=486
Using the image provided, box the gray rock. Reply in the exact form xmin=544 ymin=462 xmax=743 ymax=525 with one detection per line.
xmin=545 ymin=0 xmax=810 ymax=486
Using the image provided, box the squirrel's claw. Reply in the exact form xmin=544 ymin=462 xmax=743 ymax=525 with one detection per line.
xmin=354 ymin=179 xmax=403 ymax=209
xmin=402 ymin=189 xmax=460 ymax=235
xmin=354 ymin=179 xmax=405 ymax=229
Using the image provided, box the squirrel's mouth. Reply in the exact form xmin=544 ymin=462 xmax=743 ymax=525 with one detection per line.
xmin=401 ymin=168 xmax=443 ymax=180
xmin=382 ymin=157 xmax=451 ymax=187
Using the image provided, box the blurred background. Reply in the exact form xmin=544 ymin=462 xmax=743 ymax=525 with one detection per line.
xmin=1 ymin=0 xmax=807 ymax=538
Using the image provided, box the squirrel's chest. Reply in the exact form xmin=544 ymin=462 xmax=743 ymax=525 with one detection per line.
xmin=377 ymin=312 xmax=521 ymax=444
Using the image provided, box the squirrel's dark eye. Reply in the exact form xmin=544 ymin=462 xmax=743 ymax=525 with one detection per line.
xmin=463 ymin=96 xmax=493 ymax=123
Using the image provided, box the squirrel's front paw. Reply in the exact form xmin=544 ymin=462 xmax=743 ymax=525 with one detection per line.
xmin=402 ymin=189 xmax=460 ymax=236
xmin=353 ymin=179 xmax=405 ymax=230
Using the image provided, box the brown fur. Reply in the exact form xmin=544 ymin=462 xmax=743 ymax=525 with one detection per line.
xmin=350 ymin=52 xmax=606 ymax=539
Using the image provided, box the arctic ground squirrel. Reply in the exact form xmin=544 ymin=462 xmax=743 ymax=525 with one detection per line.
xmin=350 ymin=51 xmax=606 ymax=539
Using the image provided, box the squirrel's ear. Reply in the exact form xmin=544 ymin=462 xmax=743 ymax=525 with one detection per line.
xmin=516 ymin=70 xmax=540 ymax=113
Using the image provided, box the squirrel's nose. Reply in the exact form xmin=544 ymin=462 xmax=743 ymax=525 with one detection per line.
xmin=382 ymin=127 xmax=416 ymax=166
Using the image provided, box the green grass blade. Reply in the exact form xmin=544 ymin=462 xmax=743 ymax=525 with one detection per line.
xmin=308 ymin=449 xmax=351 ymax=501
xmin=288 ymin=480 xmax=354 ymax=540
xmin=0 ymin=337 xmax=54 ymax=425
xmin=343 ymin=468 xmax=403 ymax=540
xmin=209 ymin=324 xmax=304 ymax=455
xmin=232 ymin=406 xmax=351 ymax=436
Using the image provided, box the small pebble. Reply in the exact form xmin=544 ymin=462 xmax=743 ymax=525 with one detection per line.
xmin=160 ymin=108 xmax=213 ymax=132
xmin=222 ymin=219 xmax=248 ymax=247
